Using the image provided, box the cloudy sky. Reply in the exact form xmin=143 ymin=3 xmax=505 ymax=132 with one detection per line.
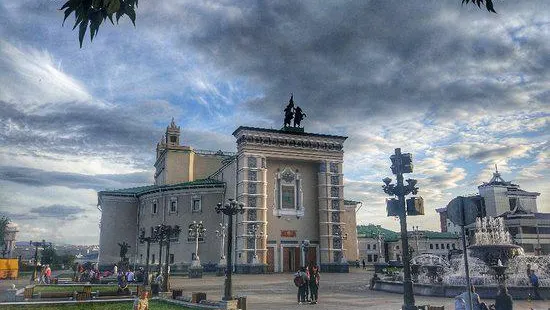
xmin=1 ymin=1 xmax=549 ymax=245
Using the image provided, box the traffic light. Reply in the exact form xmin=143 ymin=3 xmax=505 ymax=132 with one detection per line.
xmin=401 ymin=153 xmax=413 ymax=173
xmin=390 ymin=153 xmax=413 ymax=174
xmin=406 ymin=196 xmax=424 ymax=216
xmin=386 ymin=198 xmax=401 ymax=216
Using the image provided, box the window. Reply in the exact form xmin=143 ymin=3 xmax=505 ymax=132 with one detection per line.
xmin=274 ymin=167 xmax=303 ymax=217
xmin=373 ymin=244 xmax=377 ymax=250
xmin=374 ymin=254 xmax=378 ymax=262
xmin=452 ymin=244 xmax=456 ymax=250
xmin=441 ymin=243 xmax=445 ymax=249
xmin=319 ymin=162 xmax=326 ymax=173
xmin=247 ymin=209 xmax=257 ymax=221
xmin=140 ymin=254 xmax=143 ymax=262
xmin=170 ymin=136 xmax=177 ymax=143
xmin=396 ymin=245 xmax=400 ymax=250
xmin=248 ymin=157 xmax=257 ymax=168
xmin=367 ymin=254 xmax=372 ymax=262
xmin=331 ymin=199 xmax=340 ymax=210
xmin=248 ymin=170 xmax=257 ymax=181
xmin=151 ymin=254 xmax=155 ymax=264
xmin=169 ymin=254 xmax=174 ymax=264
xmin=331 ymin=212 xmax=340 ymax=223
xmin=446 ymin=244 xmax=450 ymax=249
xmin=330 ymin=162 xmax=338 ymax=173
xmin=430 ymin=244 xmax=433 ymax=249
xmin=331 ymin=175 xmax=339 ymax=185
xmin=248 ymin=183 xmax=257 ymax=194
xmin=170 ymin=199 xmax=177 ymax=213
xmin=331 ymin=187 xmax=340 ymax=198
xmin=152 ymin=201 xmax=158 ymax=214
xmin=192 ymin=196 xmax=201 ymax=213
xmin=248 ymin=196 xmax=257 ymax=208
xmin=367 ymin=244 xmax=371 ymax=250
xmin=436 ymin=244 xmax=439 ymax=250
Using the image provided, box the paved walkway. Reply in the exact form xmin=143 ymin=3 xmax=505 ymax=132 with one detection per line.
xmin=3 ymin=268 xmax=550 ymax=308
xmin=170 ymin=268 xmax=550 ymax=310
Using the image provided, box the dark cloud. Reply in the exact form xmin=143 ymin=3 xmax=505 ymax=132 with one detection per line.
xmin=29 ymin=204 xmax=86 ymax=220
xmin=147 ymin=1 xmax=541 ymax=126
xmin=0 ymin=166 xmax=151 ymax=190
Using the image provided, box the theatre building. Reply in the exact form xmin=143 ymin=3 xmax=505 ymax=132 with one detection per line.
xmin=98 ymin=116 xmax=359 ymax=273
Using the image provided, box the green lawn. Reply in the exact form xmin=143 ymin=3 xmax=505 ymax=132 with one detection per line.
xmin=2 ymin=300 xmax=198 ymax=309
xmin=33 ymin=285 xmax=138 ymax=293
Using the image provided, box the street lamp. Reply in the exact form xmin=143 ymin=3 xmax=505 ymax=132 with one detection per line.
xmin=189 ymin=221 xmax=206 ymax=267
xmin=216 ymin=223 xmax=228 ymax=263
xmin=29 ymin=240 xmax=51 ymax=283
xmin=138 ymin=228 xmax=158 ymax=285
xmin=152 ymin=224 xmax=181 ymax=292
xmin=376 ymin=229 xmax=384 ymax=263
xmin=247 ymin=223 xmax=263 ymax=264
xmin=382 ymin=148 xmax=422 ymax=310
xmin=301 ymin=240 xmax=310 ymax=267
xmin=215 ymin=198 xmax=245 ymax=301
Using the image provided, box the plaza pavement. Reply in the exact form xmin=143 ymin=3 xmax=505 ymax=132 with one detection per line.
xmin=170 ymin=267 xmax=550 ymax=310
xmin=2 ymin=268 xmax=549 ymax=308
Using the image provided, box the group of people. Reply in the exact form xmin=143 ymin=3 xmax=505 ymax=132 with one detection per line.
xmin=36 ymin=264 xmax=52 ymax=284
xmin=294 ymin=264 xmax=320 ymax=305
xmin=455 ymin=285 xmax=512 ymax=310
xmin=454 ymin=266 xmax=544 ymax=310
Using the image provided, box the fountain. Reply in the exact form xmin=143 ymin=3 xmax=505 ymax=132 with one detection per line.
xmin=373 ymin=217 xmax=550 ymax=299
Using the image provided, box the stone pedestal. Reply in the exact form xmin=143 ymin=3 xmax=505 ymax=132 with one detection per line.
xmin=219 ymin=299 xmax=239 ymax=310
xmin=235 ymin=263 xmax=267 ymax=274
xmin=189 ymin=265 xmax=203 ymax=278
xmin=216 ymin=264 xmax=227 ymax=276
xmin=320 ymin=262 xmax=349 ymax=273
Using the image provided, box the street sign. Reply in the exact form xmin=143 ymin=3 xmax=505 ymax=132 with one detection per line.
xmin=386 ymin=198 xmax=401 ymax=216
xmin=446 ymin=196 xmax=478 ymax=227
xmin=406 ymin=196 xmax=424 ymax=216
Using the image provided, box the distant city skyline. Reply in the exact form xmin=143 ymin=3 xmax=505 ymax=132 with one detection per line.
xmin=0 ymin=1 xmax=548 ymax=244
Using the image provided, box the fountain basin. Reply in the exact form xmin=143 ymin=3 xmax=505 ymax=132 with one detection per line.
xmin=373 ymin=280 xmax=550 ymax=299
xmin=468 ymin=244 xmax=524 ymax=266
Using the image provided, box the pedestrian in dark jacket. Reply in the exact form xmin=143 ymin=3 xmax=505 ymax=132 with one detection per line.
xmin=309 ymin=265 xmax=320 ymax=304
xmin=529 ymin=270 xmax=543 ymax=300
xmin=493 ymin=285 xmax=513 ymax=310
xmin=294 ymin=267 xmax=308 ymax=304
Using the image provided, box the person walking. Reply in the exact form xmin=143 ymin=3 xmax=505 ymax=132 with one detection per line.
xmin=362 ymin=259 xmax=366 ymax=270
xmin=492 ymin=285 xmax=513 ymax=310
xmin=44 ymin=265 xmax=52 ymax=284
xmin=309 ymin=265 xmax=320 ymax=304
xmin=304 ymin=266 xmax=310 ymax=302
xmin=294 ymin=267 xmax=308 ymax=304
xmin=529 ymin=269 xmax=543 ymax=300
xmin=458 ymin=285 xmax=488 ymax=310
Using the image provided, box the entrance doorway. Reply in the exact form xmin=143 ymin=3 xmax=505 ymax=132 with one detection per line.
xmin=266 ymin=247 xmax=275 ymax=272
xmin=282 ymin=246 xmax=317 ymax=272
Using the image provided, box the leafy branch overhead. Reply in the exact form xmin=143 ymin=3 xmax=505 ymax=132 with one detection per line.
xmin=60 ymin=0 xmax=497 ymax=48
xmin=60 ymin=0 xmax=138 ymax=48
xmin=462 ymin=0 xmax=497 ymax=13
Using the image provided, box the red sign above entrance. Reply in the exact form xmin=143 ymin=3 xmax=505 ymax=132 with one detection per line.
xmin=280 ymin=230 xmax=296 ymax=238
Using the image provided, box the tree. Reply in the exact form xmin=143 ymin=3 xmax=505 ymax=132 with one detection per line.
xmin=41 ymin=245 xmax=57 ymax=266
xmin=61 ymin=0 xmax=498 ymax=48
xmin=60 ymin=0 xmax=138 ymax=48
xmin=0 ymin=216 xmax=10 ymax=256
xmin=463 ymin=0 xmax=497 ymax=13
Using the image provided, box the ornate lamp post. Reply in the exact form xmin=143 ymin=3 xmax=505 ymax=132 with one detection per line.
xmin=216 ymin=223 xmax=227 ymax=263
xmin=152 ymin=224 xmax=181 ymax=292
xmin=189 ymin=221 xmax=206 ymax=267
xmin=215 ymin=198 xmax=245 ymax=301
xmin=139 ymin=228 xmax=158 ymax=285
xmin=248 ymin=223 xmax=262 ymax=264
xmin=29 ymin=240 xmax=51 ymax=283
xmin=300 ymin=240 xmax=310 ymax=267
xmin=382 ymin=148 xmax=421 ymax=310
xmin=377 ymin=229 xmax=384 ymax=263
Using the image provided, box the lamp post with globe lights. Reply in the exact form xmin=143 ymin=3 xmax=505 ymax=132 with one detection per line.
xmin=248 ymin=223 xmax=263 ymax=264
xmin=382 ymin=148 xmax=423 ymax=310
xmin=215 ymin=198 xmax=245 ymax=301
xmin=189 ymin=221 xmax=206 ymax=267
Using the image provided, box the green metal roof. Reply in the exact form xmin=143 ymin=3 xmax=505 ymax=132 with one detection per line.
xmin=357 ymin=224 xmax=400 ymax=242
xmin=98 ymin=178 xmax=225 ymax=197
xmin=357 ymin=225 xmax=460 ymax=241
